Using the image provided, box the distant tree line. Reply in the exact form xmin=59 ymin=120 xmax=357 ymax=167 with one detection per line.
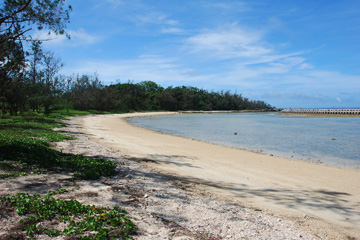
xmin=1 ymin=71 xmax=272 ymax=115
xmin=81 ymin=79 xmax=272 ymax=112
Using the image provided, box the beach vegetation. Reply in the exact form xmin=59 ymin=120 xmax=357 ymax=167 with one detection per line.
xmin=1 ymin=188 xmax=135 ymax=239
xmin=0 ymin=110 xmax=135 ymax=238
xmin=0 ymin=107 xmax=135 ymax=239
xmin=65 ymin=79 xmax=271 ymax=113
xmin=0 ymin=110 xmax=116 ymax=180
xmin=2 ymin=70 xmax=272 ymax=116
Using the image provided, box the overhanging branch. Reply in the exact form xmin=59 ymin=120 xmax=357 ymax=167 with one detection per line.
xmin=0 ymin=0 xmax=33 ymax=26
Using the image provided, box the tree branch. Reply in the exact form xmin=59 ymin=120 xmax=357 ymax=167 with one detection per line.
xmin=0 ymin=0 xmax=33 ymax=26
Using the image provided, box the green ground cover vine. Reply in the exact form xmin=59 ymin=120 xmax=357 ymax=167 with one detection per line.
xmin=1 ymin=189 xmax=135 ymax=239
xmin=0 ymin=110 xmax=116 ymax=180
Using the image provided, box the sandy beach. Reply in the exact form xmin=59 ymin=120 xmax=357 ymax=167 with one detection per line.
xmin=74 ymin=112 xmax=360 ymax=238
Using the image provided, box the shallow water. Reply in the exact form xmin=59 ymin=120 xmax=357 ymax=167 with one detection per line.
xmin=127 ymin=113 xmax=360 ymax=168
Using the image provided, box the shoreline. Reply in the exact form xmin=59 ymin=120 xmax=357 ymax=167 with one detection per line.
xmin=79 ymin=112 xmax=360 ymax=238
xmin=126 ymin=111 xmax=360 ymax=170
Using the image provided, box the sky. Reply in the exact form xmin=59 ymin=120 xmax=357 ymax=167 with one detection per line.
xmin=37 ymin=0 xmax=360 ymax=108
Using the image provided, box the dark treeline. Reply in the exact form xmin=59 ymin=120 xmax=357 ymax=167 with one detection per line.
xmin=69 ymin=75 xmax=272 ymax=112
xmin=1 ymin=72 xmax=272 ymax=115
xmin=89 ymin=79 xmax=272 ymax=112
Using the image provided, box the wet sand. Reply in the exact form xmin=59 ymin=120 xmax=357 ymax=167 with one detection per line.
xmin=79 ymin=112 xmax=360 ymax=238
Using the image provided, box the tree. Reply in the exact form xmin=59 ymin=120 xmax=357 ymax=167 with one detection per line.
xmin=0 ymin=0 xmax=71 ymax=114
xmin=26 ymin=40 xmax=45 ymax=112
xmin=139 ymin=81 xmax=164 ymax=110
xmin=42 ymin=49 xmax=64 ymax=113
xmin=71 ymin=74 xmax=104 ymax=111
xmin=59 ymin=75 xmax=73 ymax=113
xmin=0 ymin=36 xmax=25 ymax=114
xmin=1 ymin=0 xmax=71 ymax=70
xmin=0 ymin=0 xmax=71 ymax=43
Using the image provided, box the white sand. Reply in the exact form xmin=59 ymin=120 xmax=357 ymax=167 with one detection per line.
xmin=77 ymin=112 xmax=360 ymax=238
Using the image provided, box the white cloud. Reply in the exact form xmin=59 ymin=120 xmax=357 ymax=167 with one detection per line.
xmin=67 ymin=29 xmax=102 ymax=45
xmin=259 ymin=91 xmax=338 ymax=108
xmin=178 ymin=23 xmax=334 ymax=93
xmin=185 ymin=24 xmax=272 ymax=60
xmin=258 ymin=88 xmax=360 ymax=108
xmin=131 ymin=11 xmax=179 ymax=27
xmin=306 ymin=70 xmax=360 ymax=89
xmin=106 ymin=0 xmax=124 ymax=7
xmin=164 ymin=19 xmax=179 ymax=25
xmin=204 ymin=2 xmax=251 ymax=12
xmin=63 ymin=55 xmax=215 ymax=85
xmin=182 ymin=23 xmax=312 ymax=76
xmin=161 ymin=27 xmax=185 ymax=34
xmin=299 ymin=63 xmax=314 ymax=70
xmin=34 ymin=29 xmax=102 ymax=47
xmin=248 ymin=68 xmax=360 ymax=107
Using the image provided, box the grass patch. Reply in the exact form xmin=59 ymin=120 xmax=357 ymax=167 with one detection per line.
xmin=0 ymin=110 xmax=116 ymax=180
xmin=1 ymin=189 xmax=135 ymax=239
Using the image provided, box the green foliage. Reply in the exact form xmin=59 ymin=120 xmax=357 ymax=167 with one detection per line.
xmin=0 ymin=113 xmax=116 ymax=180
xmin=0 ymin=0 xmax=72 ymax=36
xmin=70 ymin=73 xmax=104 ymax=111
xmin=92 ymin=80 xmax=272 ymax=112
xmin=1 ymin=189 xmax=135 ymax=239
xmin=68 ymin=155 xmax=117 ymax=180
xmin=1 ymin=0 xmax=72 ymax=115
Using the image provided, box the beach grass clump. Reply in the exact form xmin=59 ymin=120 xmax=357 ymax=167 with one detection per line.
xmin=1 ymin=189 xmax=135 ymax=239
xmin=0 ymin=111 xmax=116 ymax=180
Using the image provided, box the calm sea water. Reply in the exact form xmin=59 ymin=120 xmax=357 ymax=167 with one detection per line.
xmin=127 ymin=113 xmax=360 ymax=168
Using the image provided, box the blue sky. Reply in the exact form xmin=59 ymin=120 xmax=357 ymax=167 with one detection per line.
xmin=37 ymin=0 xmax=359 ymax=108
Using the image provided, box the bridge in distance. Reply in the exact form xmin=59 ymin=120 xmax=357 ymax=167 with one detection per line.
xmin=281 ymin=109 xmax=360 ymax=115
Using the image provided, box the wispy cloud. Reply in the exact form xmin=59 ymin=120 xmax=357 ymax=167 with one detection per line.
xmin=203 ymin=1 xmax=251 ymax=12
xmin=130 ymin=10 xmax=179 ymax=27
xmin=161 ymin=27 xmax=185 ymax=34
xmin=106 ymin=0 xmax=124 ymax=7
xmin=34 ymin=29 xmax=102 ymax=47
xmin=124 ymin=8 xmax=184 ymax=35
xmin=63 ymin=55 xmax=215 ymax=85
xmin=180 ymin=22 xmax=316 ymax=91
xmin=182 ymin=23 xmax=313 ymax=73
xmin=259 ymin=88 xmax=360 ymax=108
xmin=184 ymin=24 xmax=272 ymax=60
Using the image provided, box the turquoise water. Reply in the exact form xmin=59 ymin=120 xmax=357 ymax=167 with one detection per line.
xmin=127 ymin=113 xmax=360 ymax=168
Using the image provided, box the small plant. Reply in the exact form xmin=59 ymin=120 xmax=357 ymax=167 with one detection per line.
xmin=1 ymin=189 xmax=135 ymax=239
